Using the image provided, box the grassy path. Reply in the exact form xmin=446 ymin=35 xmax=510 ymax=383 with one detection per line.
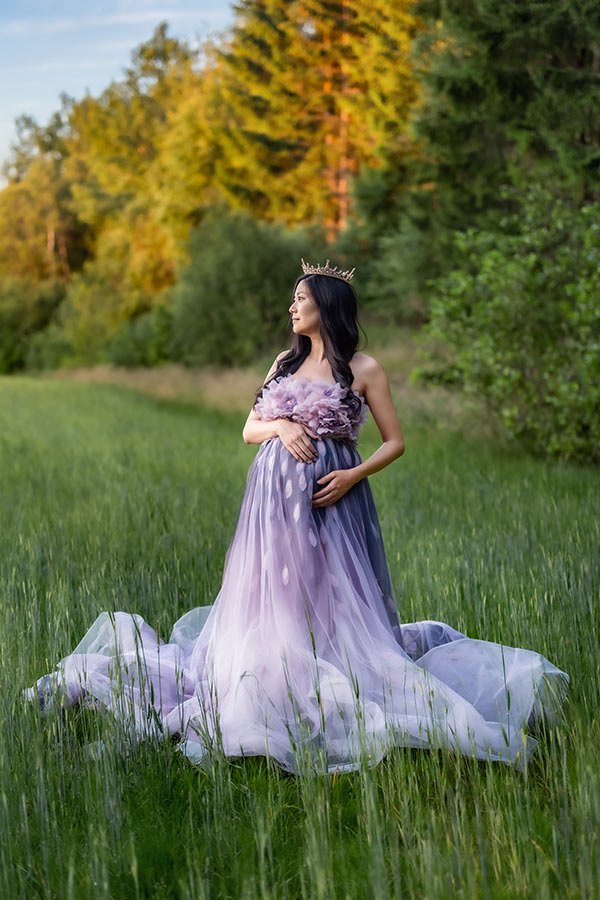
xmin=0 ymin=377 xmax=598 ymax=898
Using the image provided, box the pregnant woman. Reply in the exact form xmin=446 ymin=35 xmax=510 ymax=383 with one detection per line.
xmin=26 ymin=259 xmax=568 ymax=773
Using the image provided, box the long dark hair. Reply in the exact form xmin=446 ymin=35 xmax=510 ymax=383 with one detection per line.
xmin=255 ymin=273 xmax=363 ymax=415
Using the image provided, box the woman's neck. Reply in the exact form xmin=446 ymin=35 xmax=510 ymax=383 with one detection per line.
xmin=306 ymin=335 xmax=326 ymax=363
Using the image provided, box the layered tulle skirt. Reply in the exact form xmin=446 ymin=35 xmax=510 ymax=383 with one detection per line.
xmin=26 ymin=436 xmax=568 ymax=773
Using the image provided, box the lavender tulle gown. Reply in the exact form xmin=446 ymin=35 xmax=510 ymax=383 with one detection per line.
xmin=26 ymin=376 xmax=568 ymax=773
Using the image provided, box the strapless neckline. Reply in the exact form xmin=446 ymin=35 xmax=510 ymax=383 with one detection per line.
xmin=281 ymin=374 xmax=363 ymax=399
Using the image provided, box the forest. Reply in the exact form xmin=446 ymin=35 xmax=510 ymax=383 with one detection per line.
xmin=1 ymin=0 xmax=599 ymax=463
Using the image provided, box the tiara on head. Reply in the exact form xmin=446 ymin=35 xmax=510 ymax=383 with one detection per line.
xmin=300 ymin=258 xmax=356 ymax=283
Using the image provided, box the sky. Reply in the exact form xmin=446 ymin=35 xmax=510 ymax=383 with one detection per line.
xmin=0 ymin=0 xmax=235 ymax=180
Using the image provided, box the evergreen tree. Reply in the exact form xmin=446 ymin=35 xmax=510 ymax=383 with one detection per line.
xmin=416 ymin=0 xmax=600 ymax=213
xmin=212 ymin=0 xmax=420 ymax=238
xmin=377 ymin=0 xmax=600 ymax=303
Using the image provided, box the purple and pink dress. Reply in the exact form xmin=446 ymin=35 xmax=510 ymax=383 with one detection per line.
xmin=26 ymin=374 xmax=568 ymax=773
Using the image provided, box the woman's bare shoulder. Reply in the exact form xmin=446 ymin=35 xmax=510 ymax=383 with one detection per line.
xmin=263 ymin=348 xmax=290 ymax=383
xmin=350 ymin=352 xmax=385 ymax=389
xmin=351 ymin=352 xmax=384 ymax=373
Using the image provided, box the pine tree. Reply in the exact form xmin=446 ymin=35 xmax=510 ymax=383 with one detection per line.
xmin=211 ymin=0 xmax=420 ymax=238
xmin=397 ymin=0 xmax=600 ymax=290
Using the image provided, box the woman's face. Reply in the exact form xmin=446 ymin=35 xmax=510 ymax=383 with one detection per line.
xmin=289 ymin=280 xmax=320 ymax=336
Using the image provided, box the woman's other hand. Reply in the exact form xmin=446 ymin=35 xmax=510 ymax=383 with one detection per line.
xmin=277 ymin=420 xmax=319 ymax=463
xmin=312 ymin=468 xmax=358 ymax=507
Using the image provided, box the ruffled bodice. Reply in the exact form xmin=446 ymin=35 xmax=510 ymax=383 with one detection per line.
xmin=254 ymin=374 xmax=368 ymax=443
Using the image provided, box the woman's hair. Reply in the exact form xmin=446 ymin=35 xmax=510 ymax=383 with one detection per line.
xmin=255 ymin=273 xmax=363 ymax=414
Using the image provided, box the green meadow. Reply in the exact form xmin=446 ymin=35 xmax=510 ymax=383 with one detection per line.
xmin=0 ymin=373 xmax=598 ymax=899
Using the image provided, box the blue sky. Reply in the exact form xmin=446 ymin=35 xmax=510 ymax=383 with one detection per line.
xmin=0 ymin=1 xmax=235 ymax=180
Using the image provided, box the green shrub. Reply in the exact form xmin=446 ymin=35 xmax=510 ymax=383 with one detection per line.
xmin=107 ymin=305 xmax=173 ymax=367
xmin=25 ymin=323 xmax=74 ymax=371
xmin=171 ymin=210 xmax=324 ymax=366
xmin=0 ymin=277 xmax=66 ymax=372
xmin=56 ymin=253 xmax=148 ymax=365
xmin=424 ymin=187 xmax=600 ymax=463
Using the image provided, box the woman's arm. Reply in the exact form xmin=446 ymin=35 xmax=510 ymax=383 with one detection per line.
xmin=242 ymin=413 xmax=287 ymax=445
xmin=242 ymin=352 xmax=284 ymax=444
xmin=312 ymin=357 xmax=404 ymax=508
xmin=350 ymin=356 xmax=405 ymax=481
xmin=242 ymin=354 xmax=318 ymax=462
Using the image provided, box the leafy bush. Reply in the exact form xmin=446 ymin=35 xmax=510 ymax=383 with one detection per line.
xmin=25 ymin=323 xmax=74 ymax=371
xmin=0 ymin=277 xmax=66 ymax=372
xmin=107 ymin=305 xmax=173 ymax=367
xmin=424 ymin=188 xmax=600 ymax=463
xmin=56 ymin=250 xmax=150 ymax=365
xmin=171 ymin=210 xmax=324 ymax=366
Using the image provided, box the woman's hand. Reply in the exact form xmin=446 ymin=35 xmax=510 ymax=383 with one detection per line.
xmin=312 ymin=468 xmax=358 ymax=508
xmin=277 ymin=420 xmax=319 ymax=463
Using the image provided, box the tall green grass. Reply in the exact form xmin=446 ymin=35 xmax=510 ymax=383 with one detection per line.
xmin=0 ymin=377 xmax=597 ymax=898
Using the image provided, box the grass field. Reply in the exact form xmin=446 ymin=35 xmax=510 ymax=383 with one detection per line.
xmin=0 ymin=368 xmax=598 ymax=899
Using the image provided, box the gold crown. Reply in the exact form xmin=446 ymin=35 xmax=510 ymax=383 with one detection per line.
xmin=301 ymin=258 xmax=356 ymax=283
